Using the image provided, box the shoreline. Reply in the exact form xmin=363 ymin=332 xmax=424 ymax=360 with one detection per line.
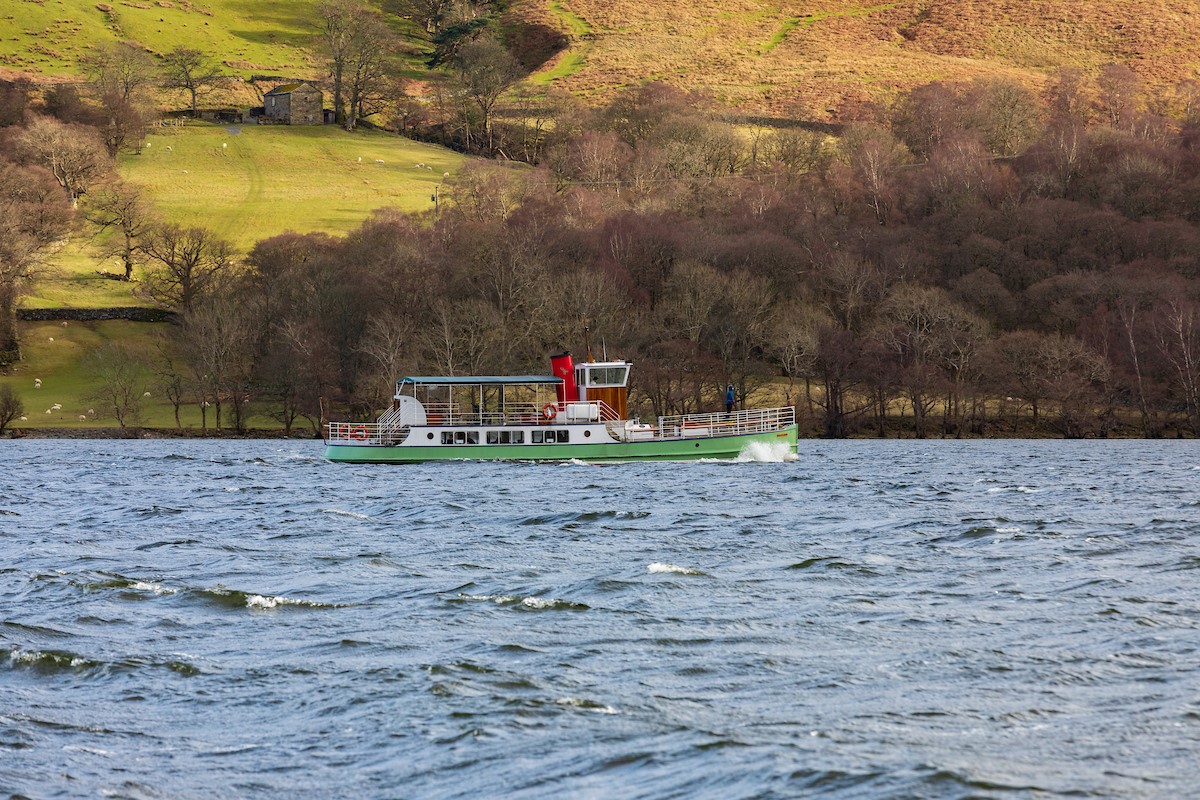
xmin=3 ymin=426 xmax=1192 ymax=441
xmin=4 ymin=427 xmax=321 ymax=440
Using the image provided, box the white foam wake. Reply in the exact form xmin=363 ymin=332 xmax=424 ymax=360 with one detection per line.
xmin=735 ymin=441 xmax=799 ymax=462
xmin=648 ymin=562 xmax=704 ymax=575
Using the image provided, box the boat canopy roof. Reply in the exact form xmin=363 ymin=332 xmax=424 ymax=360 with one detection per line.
xmin=399 ymin=375 xmax=563 ymax=386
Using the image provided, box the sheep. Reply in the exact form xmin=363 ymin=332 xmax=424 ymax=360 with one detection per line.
xmin=87 ymin=409 xmax=95 ymax=416
xmin=375 ymin=159 xmax=384 ymax=164
xmin=19 ymin=416 xmax=27 ymax=422
xmin=51 ymin=403 xmax=62 ymax=410
xmin=165 ymin=145 xmax=172 ymax=151
xmin=143 ymin=391 xmax=151 ymax=397
xmin=78 ymin=415 xmax=87 ymax=422
xmin=47 ymin=337 xmax=53 ymax=342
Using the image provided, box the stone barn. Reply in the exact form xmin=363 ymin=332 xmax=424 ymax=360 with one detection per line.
xmin=263 ymin=82 xmax=323 ymax=125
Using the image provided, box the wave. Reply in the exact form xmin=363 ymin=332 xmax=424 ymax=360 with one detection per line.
xmin=320 ymin=508 xmax=372 ymax=520
xmin=736 ymin=441 xmax=799 ymax=463
xmin=2 ymin=647 xmax=200 ymax=677
xmin=555 ymin=697 xmax=617 ymax=714
xmin=453 ymin=593 xmax=589 ymax=611
xmin=647 ymin=563 xmax=705 ymax=576
xmin=195 ymin=588 xmax=343 ymax=611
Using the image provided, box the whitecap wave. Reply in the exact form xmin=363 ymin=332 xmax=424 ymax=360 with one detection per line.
xmin=736 ymin=441 xmax=799 ymax=463
xmin=131 ymin=581 xmax=176 ymax=595
xmin=556 ymin=697 xmax=617 ymax=714
xmin=321 ymin=508 xmax=371 ymax=520
xmin=245 ymin=594 xmax=335 ymax=610
xmin=648 ymin=562 xmax=704 ymax=576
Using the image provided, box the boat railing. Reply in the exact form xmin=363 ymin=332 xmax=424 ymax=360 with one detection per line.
xmin=630 ymin=406 xmax=796 ymax=441
xmin=418 ymin=400 xmax=619 ymax=426
xmin=326 ymin=421 xmax=407 ymax=445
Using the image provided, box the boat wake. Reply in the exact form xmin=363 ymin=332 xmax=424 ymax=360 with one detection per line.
xmin=735 ymin=441 xmax=798 ymax=463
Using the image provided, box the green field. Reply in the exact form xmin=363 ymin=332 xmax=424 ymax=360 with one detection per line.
xmin=120 ymin=122 xmax=468 ymax=248
xmin=0 ymin=0 xmax=320 ymax=78
xmin=3 ymin=320 xmax=196 ymax=429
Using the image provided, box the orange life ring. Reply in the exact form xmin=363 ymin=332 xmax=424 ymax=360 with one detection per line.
xmin=542 ymin=403 xmax=558 ymax=420
xmin=351 ymin=425 xmax=368 ymax=441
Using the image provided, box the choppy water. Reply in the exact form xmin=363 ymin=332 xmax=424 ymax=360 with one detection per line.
xmin=1 ymin=439 xmax=1198 ymax=799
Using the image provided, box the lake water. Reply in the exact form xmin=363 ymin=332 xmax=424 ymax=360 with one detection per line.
xmin=1 ymin=440 xmax=1198 ymax=798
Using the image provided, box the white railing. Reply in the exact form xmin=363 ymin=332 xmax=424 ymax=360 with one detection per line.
xmin=625 ymin=406 xmax=796 ymax=441
xmin=409 ymin=400 xmax=619 ymax=426
xmin=326 ymin=421 xmax=407 ymax=445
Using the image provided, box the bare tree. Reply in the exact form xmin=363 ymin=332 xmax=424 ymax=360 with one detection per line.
xmin=141 ymin=223 xmax=235 ymax=310
xmin=15 ymin=115 xmax=111 ymax=206
xmin=84 ymin=179 xmax=155 ymax=281
xmin=317 ymin=0 xmax=359 ymax=126
xmin=81 ymin=42 xmax=158 ymax=103
xmin=161 ymin=47 xmax=227 ymax=117
xmin=343 ymin=11 xmax=395 ymax=130
xmin=178 ymin=286 xmax=256 ymax=432
xmin=453 ymin=33 xmax=526 ymax=152
xmin=0 ymin=160 xmax=74 ymax=364
xmin=84 ymin=343 xmax=147 ymax=427
xmin=0 ymin=384 xmax=23 ymax=433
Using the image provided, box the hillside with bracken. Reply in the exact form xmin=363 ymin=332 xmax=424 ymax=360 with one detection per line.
xmin=513 ymin=0 xmax=1200 ymax=119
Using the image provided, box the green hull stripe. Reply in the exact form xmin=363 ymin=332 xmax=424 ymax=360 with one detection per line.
xmin=324 ymin=427 xmax=798 ymax=463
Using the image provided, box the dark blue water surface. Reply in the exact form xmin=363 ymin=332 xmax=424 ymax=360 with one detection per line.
xmin=1 ymin=440 xmax=1199 ymax=799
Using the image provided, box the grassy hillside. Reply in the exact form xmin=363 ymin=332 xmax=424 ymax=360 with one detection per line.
xmin=0 ymin=0 xmax=320 ymax=79
xmin=119 ymin=122 xmax=467 ymax=247
xmin=0 ymin=320 xmax=220 ymax=430
xmin=519 ymin=0 xmax=1200 ymax=118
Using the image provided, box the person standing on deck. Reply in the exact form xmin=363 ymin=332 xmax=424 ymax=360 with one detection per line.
xmin=725 ymin=384 xmax=735 ymax=414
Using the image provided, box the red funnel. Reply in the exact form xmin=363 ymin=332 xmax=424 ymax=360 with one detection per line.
xmin=550 ymin=352 xmax=577 ymax=403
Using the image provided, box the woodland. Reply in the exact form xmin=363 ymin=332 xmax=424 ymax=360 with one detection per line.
xmin=2 ymin=1 xmax=1200 ymax=438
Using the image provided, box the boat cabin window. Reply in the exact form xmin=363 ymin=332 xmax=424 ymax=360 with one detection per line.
xmin=441 ymin=430 xmax=480 ymax=445
xmin=532 ymin=429 xmax=567 ymax=444
xmin=486 ymin=430 xmax=525 ymax=445
xmin=578 ymin=366 xmax=628 ymax=388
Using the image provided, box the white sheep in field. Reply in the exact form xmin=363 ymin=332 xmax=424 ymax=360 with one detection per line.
xmin=51 ymin=403 xmax=62 ymax=410
xmin=34 ymin=379 xmax=41 ymax=388
xmin=47 ymin=337 xmax=53 ymax=342
xmin=87 ymin=409 xmax=95 ymax=416
xmin=375 ymin=159 xmax=384 ymax=164
xmin=78 ymin=415 xmax=86 ymax=422
xmin=143 ymin=391 xmax=151 ymax=397
xmin=20 ymin=416 xmax=27 ymax=421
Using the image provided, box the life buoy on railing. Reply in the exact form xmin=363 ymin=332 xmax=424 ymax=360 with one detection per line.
xmin=541 ymin=403 xmax=558 ymax=420
xmin=351 ymin=425 xmax=368 ymax=441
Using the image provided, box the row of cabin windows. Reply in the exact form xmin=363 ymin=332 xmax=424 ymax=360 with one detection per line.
xmin=439 ymin=429 xmax=571 ymax=445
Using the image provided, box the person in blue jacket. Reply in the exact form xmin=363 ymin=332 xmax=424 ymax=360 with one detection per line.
xmin=725 ymin=384 xmax=735 ymax=413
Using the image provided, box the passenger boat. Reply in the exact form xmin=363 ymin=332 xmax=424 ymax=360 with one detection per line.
xmin=323 ymin=352 xmax=797 ymax=463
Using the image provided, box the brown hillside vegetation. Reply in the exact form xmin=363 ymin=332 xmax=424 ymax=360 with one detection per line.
xmin=524 ymin=0 xmax=1200 ymax=119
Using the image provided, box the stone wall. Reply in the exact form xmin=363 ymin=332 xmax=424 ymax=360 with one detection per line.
xmin=17 ymin=307 xmax=177 ymax=323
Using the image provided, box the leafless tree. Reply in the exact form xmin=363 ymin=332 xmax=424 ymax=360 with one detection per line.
xmin=141 ymin=223 xmax=235 ymax=310
xmin=84 ymin=179 xmax=155 ymax=280
xmin=81 ymin=42 xmax=157 ymax=103
xmin=0 ymin=385 xmax=23 ymax=433
xmin=84 ymin=343 xmax=147 ymax=427
xmin=161 ymin=47 xmax=227 ymax=117
xmin=343 ymin=10 xmax=395 ymax=130
xmin=453 ymin=33 xmax=526 ymax=152
xmin=15 ymin=115 xmax=111 ymax=206
xmin=0 ymin=160 xmax=74 ymax=364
